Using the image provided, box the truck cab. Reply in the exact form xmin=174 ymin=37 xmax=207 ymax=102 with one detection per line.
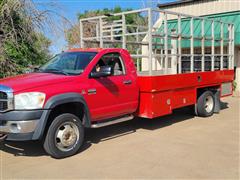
xmin=0 ymin=48 xmax=139 ymax=158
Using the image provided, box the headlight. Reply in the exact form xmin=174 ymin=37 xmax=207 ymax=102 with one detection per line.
xmin=14 ymin=92 xmax=46 ymax=110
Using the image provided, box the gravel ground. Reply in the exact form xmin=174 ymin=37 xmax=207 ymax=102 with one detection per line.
xmin=1 ymin=96 xmax=239 ymax=179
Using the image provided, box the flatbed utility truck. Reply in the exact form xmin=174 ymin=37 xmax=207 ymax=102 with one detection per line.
xmin=0 ymin=8 xmax=234 ymax=158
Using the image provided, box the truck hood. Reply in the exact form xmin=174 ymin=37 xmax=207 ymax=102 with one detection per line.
xmin=0 ymin=73 xmax=75 ymax=92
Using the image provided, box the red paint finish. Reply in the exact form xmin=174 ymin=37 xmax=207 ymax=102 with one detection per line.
xmin=137 ymin=70 xmax=234 ymax=118
xmin=0 ymin=48 xmax=234 ymax=121
xmin=0 ymin=48 xmax=139 ymax=122
xmin=81 ymin=49 xmax=139 ymax=121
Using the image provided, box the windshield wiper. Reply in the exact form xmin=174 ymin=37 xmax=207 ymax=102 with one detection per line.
xmin=41 ymin=68 xmax=69 ymax=75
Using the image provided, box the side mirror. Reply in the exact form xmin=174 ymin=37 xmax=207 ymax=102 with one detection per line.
xmin=24 ymin=65 xmax=40 ymax=73
xmin=90 ymin=66 xmax=112 ymax=78
xmin=33 ymin=66 xmax=40 ymax=72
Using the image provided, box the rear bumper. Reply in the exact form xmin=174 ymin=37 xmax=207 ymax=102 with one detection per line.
xmin=0 ymin=110 xmax=47 ymax=141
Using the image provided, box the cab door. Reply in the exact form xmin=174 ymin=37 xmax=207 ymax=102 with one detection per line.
xmin=86 ymin=52 xmax=138 ymax=121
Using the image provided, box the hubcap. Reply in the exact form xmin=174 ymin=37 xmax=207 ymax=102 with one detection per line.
xmin=55 ymin=121 xmax=79 ymax=152
xmin=205 ymin=95 xmax=214 ymax=113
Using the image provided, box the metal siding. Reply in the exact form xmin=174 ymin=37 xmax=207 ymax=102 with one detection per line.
xmin=154 ymin=11 xmax=240 ymax=47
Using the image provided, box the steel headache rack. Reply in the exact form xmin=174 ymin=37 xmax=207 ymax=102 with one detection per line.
xmin=79 ymin=8 xmax=234 ymax=76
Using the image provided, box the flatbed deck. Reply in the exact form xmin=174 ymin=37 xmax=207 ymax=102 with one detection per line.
xmin=137 ymin=70 xmax=234 ymax=118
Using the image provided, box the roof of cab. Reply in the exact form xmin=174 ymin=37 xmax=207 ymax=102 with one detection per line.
xmin=66 ymin=48 xmax=125 ymax=53
xmin=66 ymin=48 xmax=103 ymax=53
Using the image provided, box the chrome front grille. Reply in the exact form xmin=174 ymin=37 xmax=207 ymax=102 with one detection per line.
xmin=0 ymin=85 xmax=14 ymax=112
xmin=0 ymin=92 xmax=7 ymax=99
xmin=0 ymin=92 xmax=8 ymax=111
xmin=0 ymin=101 xmax=8 ymax=111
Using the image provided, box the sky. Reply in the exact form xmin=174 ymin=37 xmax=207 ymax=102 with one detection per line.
xmin=34 ymin=0 xmax=175 ymax=54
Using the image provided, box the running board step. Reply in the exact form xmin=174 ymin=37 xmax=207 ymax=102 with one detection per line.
xmin=91 ymin=115 xmax=134 ymax=128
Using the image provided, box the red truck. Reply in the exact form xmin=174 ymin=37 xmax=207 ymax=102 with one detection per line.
xmin=0 ymin=9 xmax=235 ymax=158
xmin=0 ymin=48 xmax=234 ymax=158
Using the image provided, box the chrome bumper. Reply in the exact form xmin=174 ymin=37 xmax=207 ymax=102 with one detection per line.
xmin=0 ymin=120 xmax=38 ymax=134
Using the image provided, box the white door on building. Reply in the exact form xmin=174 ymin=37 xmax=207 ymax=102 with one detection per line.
xmin=235 ymin=48 xmax=240 ymax=95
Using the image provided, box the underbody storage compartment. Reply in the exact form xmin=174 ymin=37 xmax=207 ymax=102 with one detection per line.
xmin=138 ymin=91 xmax=173 ymax=118
xmin=136 ymin=73 xmax=197 ymax=118
xmin=136 ymin=70 xmax=234 ymax=119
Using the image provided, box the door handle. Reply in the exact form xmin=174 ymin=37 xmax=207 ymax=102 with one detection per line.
xmin=88 ymin=89 xmax=96 ymax=95
xmin=123 ymin=80 xmax=132 ymax=85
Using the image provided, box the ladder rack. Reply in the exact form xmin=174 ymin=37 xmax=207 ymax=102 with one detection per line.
xmin=79 ymin=8 xmax=234 ymax=76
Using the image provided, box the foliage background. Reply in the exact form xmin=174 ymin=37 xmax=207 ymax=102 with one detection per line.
xmin=0 ymin=0 xmax=51 ymax=78
xmin=0 ymin=2 xmax=146 ymax=78
xmin=65 ymin=6 xmax=146 ymax=49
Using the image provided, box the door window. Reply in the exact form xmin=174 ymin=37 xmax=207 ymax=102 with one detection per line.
xmin=93 ymin=53 xmax=125 ymax=76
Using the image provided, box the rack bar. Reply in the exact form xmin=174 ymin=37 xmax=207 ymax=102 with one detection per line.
xmin=96 ymin=22 xmax=99 ymax=41
xmin=79 ymin=8 xmax=234 ymax=75
xmin=102 ymin=28 xmax=123 ymax=33
xmin=232 ymin=25 xmax=235 ymax=69
xmin=99 ymin=18 xmax=103 ymax=48
xmin=148 ymin=8 xmax=153 ymax=75
xmin=80 ymin=20 xmax=84 ymax=48
xmin=220 ymin=22 xmax=224 ymax=70
xmin=102 ymin=24 xmax=122 ymax=29
xmin=190 ymin=17 xmax=194 ymax=72
xmin=125 ymin=31 xmax=148 ymax=36
xmin=164 ymin=12 xmax=168 ymax=74
xmin=211 ymin=21 xmax=215 ymax=71
xmin=201 ymin=19 xmax=205 ymax=72
xmin=122 ymin=14 xmax=126 ymax=49
xmin=228 ymin=24 xmax=232 ymax=69
xmin=178 ymin=15 xmax=182 ymax=74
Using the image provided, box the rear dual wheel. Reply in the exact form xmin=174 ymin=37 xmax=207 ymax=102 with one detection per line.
xmin=196 ymin=91 xmax=215 ymax=117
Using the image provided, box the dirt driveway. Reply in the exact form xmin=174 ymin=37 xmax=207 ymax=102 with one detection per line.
xmin=1 ymin=96 xmax=239 ymax=179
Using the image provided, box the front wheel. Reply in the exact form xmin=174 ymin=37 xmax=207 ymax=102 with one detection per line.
xmin=43 ymin=113 xmax=84 ymax=159
xmin=196 ymin=91 xmax=215 ymax=117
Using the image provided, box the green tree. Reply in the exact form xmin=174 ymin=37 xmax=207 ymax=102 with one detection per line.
xmin=65 ymin=6 xmax=146 ymax=48
xmin=0 ymin=0 xmax=51 ymax=78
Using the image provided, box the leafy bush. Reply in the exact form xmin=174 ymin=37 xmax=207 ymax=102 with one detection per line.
xmin=0 ymin=0 xmax=51 ymax=78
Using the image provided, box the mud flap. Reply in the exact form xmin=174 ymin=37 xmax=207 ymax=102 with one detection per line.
xmin=214 ymin=90 xmax=220 ymax=113
xmin=194 ymin=104 xmax=198 ymax=116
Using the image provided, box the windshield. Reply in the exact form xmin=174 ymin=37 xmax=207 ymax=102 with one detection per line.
xmin=40 ymin=52 xmax=97 ymax=75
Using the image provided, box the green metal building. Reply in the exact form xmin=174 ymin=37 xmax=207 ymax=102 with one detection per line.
xmin=158 ymin=0 xmax=240 ymax=95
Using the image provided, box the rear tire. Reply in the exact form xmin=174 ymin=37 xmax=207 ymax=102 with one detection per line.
xmin=43 ymin=113 xmax=84 ymax=159
xmin=197 ymin=91 xmax=215 ymax=117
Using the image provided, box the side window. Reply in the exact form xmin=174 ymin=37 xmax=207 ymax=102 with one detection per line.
xmin=94 ymin=53 xmax=125 ymax=76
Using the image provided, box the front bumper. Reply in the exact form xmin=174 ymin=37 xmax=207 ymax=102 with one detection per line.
xmin=0 ymin=120 xmax=38 ymax=134
xmin=0 ymin=110 xmax=45 ymax=141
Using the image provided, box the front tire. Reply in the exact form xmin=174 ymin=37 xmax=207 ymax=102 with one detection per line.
xmin=197 ymin=91 xmax=215 ymax=117
xmin=43 ymin=113 xmax=84 ymax=159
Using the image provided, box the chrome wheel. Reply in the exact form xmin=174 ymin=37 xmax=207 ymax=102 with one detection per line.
xmin=55 ymin=121 xmax=80 ymax=152
xmin=205 ymin=95 xmax=214 ymax=113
